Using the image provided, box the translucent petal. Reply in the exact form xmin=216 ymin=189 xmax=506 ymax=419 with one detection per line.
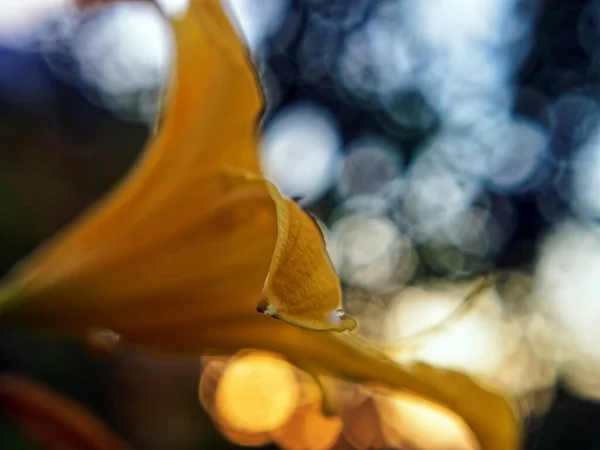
xmin=0 ymin=173 xmax=277 ymax=341
xmin=258 ymin=183 xmax=357 ymax=332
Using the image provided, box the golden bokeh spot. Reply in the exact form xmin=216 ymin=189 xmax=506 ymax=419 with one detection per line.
xmin=215 ymin=352 xmax=300 ymax=433
xmin=271 ymin=402 xmax=343 ymax=450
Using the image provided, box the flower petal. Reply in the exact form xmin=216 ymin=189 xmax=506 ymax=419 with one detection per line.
xmin=147 ymin=0 xmax=264 ymax=180
xmin=126 ymin=316 xmax=521 ymax=450
xmin=0 ymin=0 xmax=351 ymax=348
xmin=258 ymin=183 xmax=357 ymax=332
xmin=0 ymin=374 xmax=130 ymax=450
xmin=0 ymin=173 xmax=277 ymax=346
xmin=0 ymin=0 xmax=265 ymax=276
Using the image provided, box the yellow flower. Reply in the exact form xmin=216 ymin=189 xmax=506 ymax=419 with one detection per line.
xmin=0 ymin=1 xmax=521 ymax=449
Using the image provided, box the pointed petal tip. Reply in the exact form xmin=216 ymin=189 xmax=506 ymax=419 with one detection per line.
xmin=257 ymin=294 xmax=357 ymax=333
xmin=260 ymin=182 xmax=351 ymax=332
xmin=325 ymin=309 xmax=358 ymax=333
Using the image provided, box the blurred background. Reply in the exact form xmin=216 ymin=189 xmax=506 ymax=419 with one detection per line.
xmin=1 ymin=0 xmax=600 ymax=448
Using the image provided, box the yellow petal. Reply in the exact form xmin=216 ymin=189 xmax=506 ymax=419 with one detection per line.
xmin=1 ymin=0 xmax=265 ymax=271
xmin=0 ymin=374 xmax=130 ymax=450
xmin=258 ymin=183 xmax=357 ymax=332
xmin=0 ymin=173 xmax=277 ymax=344
xmin=0 ymin=174 xmax=355 ymax=352
xmin=0 ymin=0 xmax=353 ymax=343
xmin=147 ymin=0 xmax=263 ymax=181
xmin=126 ymin=316 xmax=521 ymax=450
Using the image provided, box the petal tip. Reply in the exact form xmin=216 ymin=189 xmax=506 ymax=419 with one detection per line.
xmin=257 ymin=295 xmax=357 ymax=333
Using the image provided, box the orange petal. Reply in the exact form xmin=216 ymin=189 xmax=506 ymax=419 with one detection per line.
xmin=73 ymin=0 xmax=262 ymax=185
xmin=129 ymin=317 xmax=521 ymax=450
xmin=0 ymin=0 xmax=265 ymax=308
xmin=0 ymin=173 xmax=277 ymax=348
xmin=0 ymin=0 xmax=264 ymax=281
xmin=0 ymin=374 xmax=130 ymax=450
xmin=0 ymin=0 xmax=348 ymax=337
xmin=0 ymin=0 xmax=349 ymax=345
xmin=146 ymin=0 xmax=263 ymax=181
xmin=31 ymin=0 xmax=263 ymax=255
xmin=258 ymin=183 xmax=357 ymax=332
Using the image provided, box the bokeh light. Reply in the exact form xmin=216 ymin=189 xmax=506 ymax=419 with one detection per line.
xmin=336 ymin=136 xmax=402 ymax=199
xmin=381 ymin=277 xmax=559 ymax=403
xmin=570 ymin=125 xmax=600 ymax=221
xmin=201 ymin=351 xmax=481 ymax=450
xmin=260 ymin=102 xmax=342 ymax=205
xmin=384 ymin=282 xmax=507 ymax=377
xmin=223 ymin=0 xmax=289 ymax=52
xmin=0 ymin=0 xmax=74 ymax=47
xmin=215 ymin=352 xmax=299 ymax=434
xmin=534 ymin=220 xmax=600 ymax=400
xmin=72 ymin=1 xmax=173 ymax=121
xmin=330 ymin=214 xmax=416 ymax=291
xmin=155 ymin=0 xmax=190 ymax=18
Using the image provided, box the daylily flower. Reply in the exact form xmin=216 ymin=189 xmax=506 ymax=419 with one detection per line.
xmin=0 ymin=374 xmax=130 ymax=450
xmin=0 ymin=1 xmax=521 ymax=449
